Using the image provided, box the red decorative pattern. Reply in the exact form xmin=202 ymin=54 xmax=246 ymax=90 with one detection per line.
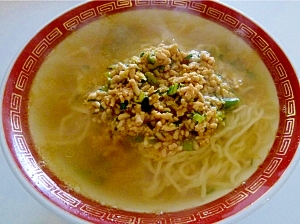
xmin=276 ymin=63 xmax=288 ymax=80
xmin=246 ymin=176 xmax=267 ymax=194
xmin=15 ymin=71 xmax=29 ymax=91
xmin=80 ymin=204 xmax=107 ymax=218
xmin=170 ymin=214 xmax=197 ymax=223
xmin=22 ymin=55 xmax=37 ymax=73
xmin=10 ymin=93 xmax=22 ymax=112
xmin=137 ymin=217 xmax=168 ymax=224
xmin=264 ymin=157 xmax=283 ymax=177
xmin=221 ymin=14 xmax=239 ymax=27
xmin=13 ymin=135 xmax=30 ymax=154
xmin=189 ymin=1 xmax=207 ymax=13
xmin=52 ymin=189 xmax=81 ymax=207
xmin=225 ymin=191 xmax=249 ymax=207
xmin=37 ymin=174 xmax=57 ymax=191
xmin=278 ymin=138 xmax=291 ymax=155
xmin=198 ymin=203 xmax=224 ymax=218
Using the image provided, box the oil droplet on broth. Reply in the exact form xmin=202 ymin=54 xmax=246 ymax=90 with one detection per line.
xmin=65 ymin=149 xmax=75 ymax=158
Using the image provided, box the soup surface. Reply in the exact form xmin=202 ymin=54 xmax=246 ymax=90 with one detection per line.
xmin=28 ymin=9 xmax=279 ymax=212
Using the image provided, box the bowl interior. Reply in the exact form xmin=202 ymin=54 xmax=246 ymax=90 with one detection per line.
xmin=1 ymin=1 xmax=300 ymax=223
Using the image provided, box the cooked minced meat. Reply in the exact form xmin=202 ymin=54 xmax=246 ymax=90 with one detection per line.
xmin=85 ymin=43 xmax=240 ymax=159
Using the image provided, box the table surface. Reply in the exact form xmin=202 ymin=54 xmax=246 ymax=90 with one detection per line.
xmin=0 ymin=1 xmax=299 ymax=223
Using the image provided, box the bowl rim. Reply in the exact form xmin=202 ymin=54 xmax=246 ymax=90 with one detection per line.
xmin=1 ymin=0 xmax=300 ymax=223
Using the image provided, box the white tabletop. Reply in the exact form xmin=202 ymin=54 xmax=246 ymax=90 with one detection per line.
xmin=0 ymin=1 xmax=299 ymax=223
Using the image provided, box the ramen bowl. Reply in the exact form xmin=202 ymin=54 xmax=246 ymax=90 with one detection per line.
xmin=1 ymin=1 xmax=300 ymax=223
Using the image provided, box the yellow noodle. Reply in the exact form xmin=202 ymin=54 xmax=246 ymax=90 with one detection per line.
xmin=55 ymin=111 xmax=91 ymax=146
xmin=141 ymin=99 xmax=271 ymax=199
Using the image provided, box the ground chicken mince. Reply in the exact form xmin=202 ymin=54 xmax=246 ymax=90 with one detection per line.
xmin=85 ymin=43 xmax=240 ymax=160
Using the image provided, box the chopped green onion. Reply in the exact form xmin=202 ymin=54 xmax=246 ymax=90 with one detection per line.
xmin=157 ymin=65 xmax=165 ymax=72
xmin=134 ymin=91 xmax=145 ymax=103
xmin=216 ymin=111 xmax=225 ymax=121
xmin=173 ymin=121 xmax=182 ymax=127
xmin=185 ymin=50 xmax=200 ymax=61
xmin=147 ymin=52 xmax=156 ymax=64
xmin=100 ymin=105 xmax=105 ymax=111
xmin=192 ymin=113 xmax=205 ymax=123
xmin=107 ymin=64 xmax=116 ymax=70
xmin=129 ymin=135 xmax=144 ymax=143
xmin=136 ymin=71 xmax=147 ymax=82
xmin=185 ymin=54 xmax=193 ymax=60
xmin=103 ymin=71 xmax=112 ymax=78
xmin=223 ymin=98 xmax=240 ymax=109
xmin=135 ymin=135 xmax=144 ymax=142
xmin=120 ymin=100 xmax=128 ymax=110
xmin=140 ymin=52 xmax=145 ymax=57
xmin=145 ymin=72 xmax=158 ymax=85
xmin=153 ymin=69 xmax=160 ymax=77
xmin=183 ymin=139 xmax=194 ymax=151
xmin=167 ymin=83 xmax=179 ymax=95
xmin=99 ymin=85 xmax=108 ymax=92
xmin=119 ymin=69 xmax=129 ymax=79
